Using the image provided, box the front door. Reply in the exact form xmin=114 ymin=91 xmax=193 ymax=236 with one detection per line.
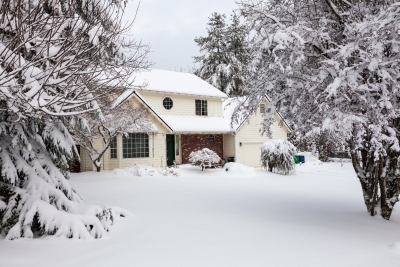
xmin=166 ymin=134 xmax=175 ymax=166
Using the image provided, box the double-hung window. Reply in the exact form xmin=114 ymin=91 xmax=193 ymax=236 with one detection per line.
xmin=195 ymin=100 xmax=208 ymax=116
xmin=122 ymin=133 xmax=149 ymax=158
xmin=110 ymin=136 xmax=117 ymax=159
xmin=260 ymin=104 xmax=266 ymax=113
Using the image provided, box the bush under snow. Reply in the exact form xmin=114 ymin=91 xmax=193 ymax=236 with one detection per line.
xmin=113 ymin=165 xmax=179 ymax=177
xmin=260 ymin=140 xmax=296 ymax=175
xmin=224 ymin=162 xmax=256 ymax=177
xmin=189 ymin=148 xmax=221 ymax=171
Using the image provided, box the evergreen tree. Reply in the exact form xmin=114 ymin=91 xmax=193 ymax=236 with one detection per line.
xmin=194 ymin=12 xmax=250 ymax=96
xmin=0 ymin=0 xmax=148 ymax=239
xmin=225 ymin=12 xmax=250 ymax=96
xmin=194 ymin=13 xmax=229 ymax=93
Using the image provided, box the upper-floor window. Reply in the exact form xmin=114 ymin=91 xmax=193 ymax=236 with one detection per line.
xmin=123 ymin=133 xmax=149 ymax=158
xmin=163 ymin=97 xmax=173 ymax=110
xmin=195 ymin=100 xmax=207 ymax=116
xmin=110 ymin=136 xmax=117 ymax=159
xmin=260 ymin=103 xmax=266 ymax=113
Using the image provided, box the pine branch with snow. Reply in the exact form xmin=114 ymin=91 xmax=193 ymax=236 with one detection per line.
xmin=0 ymin=115 xmax=131 ymax=240
xmin=0 ymin=0 xmax=149 ymax=239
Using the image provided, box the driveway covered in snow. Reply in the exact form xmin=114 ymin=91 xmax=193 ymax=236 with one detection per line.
xmin=1 ymin=162 xmax=400 ymax=267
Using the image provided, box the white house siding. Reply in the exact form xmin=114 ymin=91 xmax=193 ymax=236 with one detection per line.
xmin=223 ymin=134 xmax=235 ymax=160
xmin=79 ymin=148 xmax=94 ymax=172
xmin=235 ymin=109 xmax=289 ymax=168
xmin=137 ymin=90 xmax=223 ymax=117
xmin=79 ymin=94 xmax=170 ymax=171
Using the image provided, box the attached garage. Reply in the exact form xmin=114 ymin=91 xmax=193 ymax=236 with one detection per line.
xmin=242 ymin=142 xmax=263 ymax=167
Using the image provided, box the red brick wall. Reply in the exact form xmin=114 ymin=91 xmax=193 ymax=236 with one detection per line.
xmin=181 ymin=134 xmax=223 ymax=164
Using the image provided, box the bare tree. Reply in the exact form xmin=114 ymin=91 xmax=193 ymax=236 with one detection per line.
xmin=238 ymin=0 xmax=400 ymax=219
xmin=70 ymin=97 xmax=155 ymax=172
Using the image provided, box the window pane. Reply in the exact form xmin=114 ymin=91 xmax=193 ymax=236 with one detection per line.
xmin=122 ymin=133 xmax=149 ymax=158
xmin=110 ymin=136 xmax=117 ymax=158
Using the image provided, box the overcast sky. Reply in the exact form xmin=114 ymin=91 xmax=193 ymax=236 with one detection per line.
xmin=125 ymin=0 xmax=240 ymax=71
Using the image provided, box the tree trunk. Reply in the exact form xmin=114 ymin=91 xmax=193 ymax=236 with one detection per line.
xmin=351 ymin=148 xmax=400 ymax=220
xmin=96 ymin=165 xmax=101 ymax=172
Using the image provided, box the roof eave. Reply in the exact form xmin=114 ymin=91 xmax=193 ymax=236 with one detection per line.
xmin=135 ymin=88 xmax=228 ymax=99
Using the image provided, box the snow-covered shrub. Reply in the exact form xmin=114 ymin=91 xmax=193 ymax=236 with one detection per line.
xmin=189 ymin=148 xmax=221 ymax=171
xmin=113 ymin=165 xmax=179 ymax=177
xmin=224 ymin=162 xmax=256 ymax=177
xmin=260 ymin=140 xmax=296 ymax=175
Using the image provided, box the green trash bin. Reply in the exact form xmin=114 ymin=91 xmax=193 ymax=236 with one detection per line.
xmin=294 ymin=155 xmax=300 ymax=164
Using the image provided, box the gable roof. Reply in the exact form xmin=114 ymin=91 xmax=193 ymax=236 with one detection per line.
xmin=113 ymin=90 xmax=173 ymax=133
xmin=127 ymin=69 xmax=228 ymax=98
xmin=222 ymin=96 xmax=292 ymax=132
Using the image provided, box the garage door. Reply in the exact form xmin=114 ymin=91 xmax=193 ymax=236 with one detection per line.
xmin=243 ymin=143 xmax=263 ymax=168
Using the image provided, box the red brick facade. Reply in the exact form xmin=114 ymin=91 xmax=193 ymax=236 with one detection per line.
xmin=181 ymin=134 xmax=223 ymax=164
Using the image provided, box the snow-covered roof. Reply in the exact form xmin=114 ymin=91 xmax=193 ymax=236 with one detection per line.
xmin=129 ymin=69 xmax=228 ymax=98
xmin=222 ymin=96 xmax=292 ymax=132
xmin=112 ymin=89 xmax=135 ymax=108
xmin=159 ymin=115 xmax=234 ymax=133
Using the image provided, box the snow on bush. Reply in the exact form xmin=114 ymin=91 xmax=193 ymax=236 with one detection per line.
xmin=113 ymin=165 xmax=179 ymax=177
xmin=260 ymin=140 xmax=296 ymax=175
xmin=189 ymin=148 xmax=221 ymax=171
xmin=224 ymin=162 xmax=256 ymax=177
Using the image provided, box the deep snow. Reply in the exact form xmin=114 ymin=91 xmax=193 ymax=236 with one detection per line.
xmin=1 ymin=162 xmax=400 ymax=267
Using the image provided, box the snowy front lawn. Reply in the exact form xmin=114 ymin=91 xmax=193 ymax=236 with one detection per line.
xmin=1 ymin=162 xmax=400 ymax=267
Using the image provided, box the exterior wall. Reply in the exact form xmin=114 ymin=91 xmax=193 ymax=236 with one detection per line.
xmin=181 ymin=134 xmax=223 ymax=164
xmin=79 ymin=94 xmax=171 ymax=171
xmin=137 ymin=90 xmax=223 ymax=117
xmin=80 ymin=148 xmax=94 ymax=172
xmin=234 ymin=100 xmax=289 ymax=168
xmin=223 ymin=134 xmax=235 ymax=160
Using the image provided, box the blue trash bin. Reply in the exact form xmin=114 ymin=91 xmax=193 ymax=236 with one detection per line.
xmin=299 ymin=155 xmax=305 ymax=163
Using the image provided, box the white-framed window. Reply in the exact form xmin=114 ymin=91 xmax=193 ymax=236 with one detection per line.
xmin=163 ymin=97 xmax=173 ymax=110
xmin=110 ymin=136 xmax=117 ymax=159
xmin=175 ymin=135 xmax=179 ymax=156
xmin=195 ymin=99 xmax=208 ymax=116
xmin=260 ymin=103 xmax=266 ymax=113
xmin=122 ymin=133 xmax=149 ymax=158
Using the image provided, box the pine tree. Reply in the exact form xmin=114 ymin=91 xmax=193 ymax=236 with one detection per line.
xmin=194 ymin=13 xmax=229 ymax=93
xmin=194 ymin=12 xmax=250 ymax=96
xmin=0 ymin=0 xmax=148 ymax=239
xmin=225 ymin=12 xmax=250 ymax=96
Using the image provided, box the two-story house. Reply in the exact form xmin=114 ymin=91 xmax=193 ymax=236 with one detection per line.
xmin=78 ymin=69 xmax=291 ymax=171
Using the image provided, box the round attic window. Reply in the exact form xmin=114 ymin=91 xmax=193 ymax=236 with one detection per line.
xmin=163 ymin=97 xmax=173 ymax=110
